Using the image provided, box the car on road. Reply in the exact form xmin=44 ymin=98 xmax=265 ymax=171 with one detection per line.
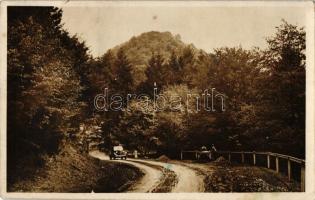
xmin=197 ymin=146 xmax=211 ymax=160
xmin=110 ymin=145 xmax=127 ymax=160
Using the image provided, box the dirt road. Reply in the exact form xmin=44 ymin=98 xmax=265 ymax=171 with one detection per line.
xmin=133 ymin=159 xmax=204 ymax=192
xmin=90 ymin=151 xmax=204 ymax=192
xmin=90 ymin=151 xmax=161 ymax=192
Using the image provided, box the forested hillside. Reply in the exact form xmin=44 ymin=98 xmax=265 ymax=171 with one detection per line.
xmin=110 ymin=31 xmax=197 ymax=86
xmin=92 ymin=20 xmax=305 ymax=158
xmin=7 ymin=6 xmax=305 ymax=187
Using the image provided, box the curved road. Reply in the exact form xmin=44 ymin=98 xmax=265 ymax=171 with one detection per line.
xmin=133 ymin=159 xmax=204 ymax=192
xmin=90 ymin=151 xmax=204 ymax=193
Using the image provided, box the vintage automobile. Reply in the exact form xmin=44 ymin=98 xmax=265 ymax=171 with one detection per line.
xmin=110 ymin=145 xmax=127 ymax=160
xmin=197 ymin=145 xmax=217 ymax=161
xmin=198 ymin=146 xmax=211 ymax=160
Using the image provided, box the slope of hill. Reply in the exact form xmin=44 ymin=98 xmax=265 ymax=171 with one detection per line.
xmin=7 ymin=145 xmax=143 ymax=192
xmin=112 ymin=31 xmax=187 ymax=66
xmin=110 ymin=31 xmax=198 ymax=86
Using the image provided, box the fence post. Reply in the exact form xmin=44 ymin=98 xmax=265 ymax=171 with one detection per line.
xmin=180 ymin=151 xmax=183 ymax=160
xmin=195 ymin=151 xmax=198 ymax=160
xmin=241 ymin=152 xmax=245 ymax=164
xmin=287 ymin=159 xmax=291 ymax=181
xmin=301 ymin=164 xmax=305 ymax=192
xmin=267 ymin=152 xmax=270 ymax=169
xmin=276 ymin=156 xmax=279 ymax=173
xmin=253 ymin=152 xmax=256 ymax=166
xmin=228 ymin=153 xmax=231 ymax=162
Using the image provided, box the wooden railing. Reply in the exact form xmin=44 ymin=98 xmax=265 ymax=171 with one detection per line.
xmin=180 ymin=150 xmax=305 ymax=192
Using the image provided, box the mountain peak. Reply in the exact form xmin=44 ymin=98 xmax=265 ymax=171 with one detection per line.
xmin=109 ymin=31 xmax=198 ymax=87
xmin=111 ymin=31 xmax=187 ymax=66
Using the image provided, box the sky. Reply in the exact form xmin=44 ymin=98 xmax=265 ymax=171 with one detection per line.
xmin=61 ymin=5 xmax=307 ymax=58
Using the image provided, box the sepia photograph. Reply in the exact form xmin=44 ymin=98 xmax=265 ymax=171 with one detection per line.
xmin=0 ymin=1 xmax=315 ymax=199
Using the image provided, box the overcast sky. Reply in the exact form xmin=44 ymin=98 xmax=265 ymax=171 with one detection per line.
xmin=61 ymin=5 xmax=307 ymax=57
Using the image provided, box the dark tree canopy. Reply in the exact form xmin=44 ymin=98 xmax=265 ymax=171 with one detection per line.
xmin=7 ymin=6 xmax=90 ymax=182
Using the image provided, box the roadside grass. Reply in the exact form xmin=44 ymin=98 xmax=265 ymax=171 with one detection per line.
xmin=8 ymin=146 xmax=143 ymax=192
xmin=205 ymin=164 xmax=300 ymax=192
xmin=152 ymin=168 xmax=177 ymax=193
xmin=177 ymin=160 xmax=301 ymax=192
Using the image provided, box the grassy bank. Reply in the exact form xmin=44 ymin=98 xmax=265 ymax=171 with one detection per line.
xmin=203 ymin=164 xmax=301 ymax=192
xmin=175 ymin=159 xmax=300 ymax=192
xmin=8 ymin=146 xmax=143 ymax=192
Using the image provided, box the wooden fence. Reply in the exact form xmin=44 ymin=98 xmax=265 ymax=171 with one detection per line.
xmin=180 ymin=150 xmax=305 ymax=192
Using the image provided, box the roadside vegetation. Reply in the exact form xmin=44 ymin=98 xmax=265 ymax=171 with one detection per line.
xmin=8 ymin=145 xmax=143 ymax=192
xmin=177 ymin=157 xmax=301 ymax=192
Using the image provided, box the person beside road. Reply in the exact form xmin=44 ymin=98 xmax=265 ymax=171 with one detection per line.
xmin=210 ymin=144 xmax=217 ymax=160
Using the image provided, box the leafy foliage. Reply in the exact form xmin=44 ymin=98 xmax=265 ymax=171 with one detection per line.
xmin=7 ymin=7 xmax=90 ymax=181
xmin=103 ymin=21 xmax=305 ymax=158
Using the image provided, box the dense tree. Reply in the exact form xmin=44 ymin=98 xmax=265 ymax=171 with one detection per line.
xmin=178 ymin=45 xmax=197 ymax=86
xmin=115 ymin=99 xmax=157 ymax=154
xmin=94 ymin=49 xmax=134 ymax=150
xmin=154 ymin=85 xmax=200 ymax=157
xmin=87 ymin=50 xmax=115 ymax=104
xmin=167 ymin=51 xmax=182 ymax=85
xmin=190 ymin=47 xmax=260 ymax=150
xmin=143 ymin=53 xmax=169 ymax=93
xmin=7 ymin=7 xmax=89 ymax=181
xmin=112 ymin=48 xmax=134 ymax=99
xmin=251 ymin=21 xmax=306 ymax=157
